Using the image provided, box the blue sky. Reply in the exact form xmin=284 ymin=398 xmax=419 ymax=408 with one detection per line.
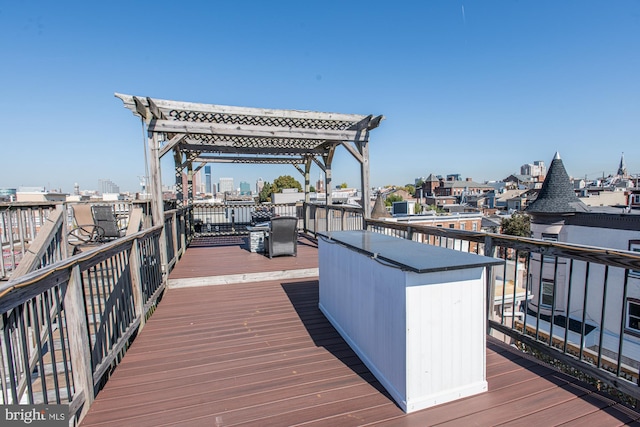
xmin=1 ymin=1 xmax=639 ymax=193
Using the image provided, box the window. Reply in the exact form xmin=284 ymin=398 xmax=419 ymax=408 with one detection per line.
xmin=629 ymin=241 xmax=640 ymax=278
xmin=460 ymin=223 xmax=466 ymax=230
xmin=472 ymin=222 xmax=478 ymax=231
xmin=541 ymin=279 xmax=554 ymax=307
xmin=626 ymin=299 xmax=640 ymax=334
xmin=449 ymin=224 xmax=455 ymax=229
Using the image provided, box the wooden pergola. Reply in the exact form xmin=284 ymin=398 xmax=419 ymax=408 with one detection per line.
xmin=115 ymin=93 xmax=383 ymax=226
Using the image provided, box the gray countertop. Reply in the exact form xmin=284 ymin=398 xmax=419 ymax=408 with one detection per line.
xmin=319 ymin=230 xmax=503 ymax=273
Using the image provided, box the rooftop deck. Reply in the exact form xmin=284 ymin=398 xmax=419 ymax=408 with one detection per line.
xmin=79 ymin=235 xmax=640 ymax=426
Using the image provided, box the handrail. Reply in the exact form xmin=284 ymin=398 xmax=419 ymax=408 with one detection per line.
xmin=0 ymin=225 xmax=164 ymax=423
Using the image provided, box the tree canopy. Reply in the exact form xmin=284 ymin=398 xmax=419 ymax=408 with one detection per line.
xmin=258 ymin=182 xmax=273 ymax=202
xmin=258 ymin=175 xmax=303 ymax=203
xmin=384 ymin=194 xmax=404 ymax=207
xmin=272 ymin=175 xmax=302 ymax=193
xmin=500 ymin=213 xmax=531 ymax=237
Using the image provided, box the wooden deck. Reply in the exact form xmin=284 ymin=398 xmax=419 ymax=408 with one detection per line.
xmin=80 ymin=235 xmax=640 ymax=426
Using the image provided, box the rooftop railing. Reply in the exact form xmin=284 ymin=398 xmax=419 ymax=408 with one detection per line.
xmin=0 ymin=201 xmax=153 ymax=281
xmin=0 ymin=226 xmax=164 ymax=423
xmin=3 ymin=199 xmax=640 ymax=424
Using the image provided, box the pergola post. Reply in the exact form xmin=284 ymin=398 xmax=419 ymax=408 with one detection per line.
xmin=358 ymin=139 xmax=371 ymax=220
xmin=173 ymin=150 xmax=184 ymax=209
xmin=304 ymin=159 xmax=312 ymax=204
xmin=187 ymin=163 xmax=194 ymax=207
xmin=149 ymin=132 xmax=164 ymax=226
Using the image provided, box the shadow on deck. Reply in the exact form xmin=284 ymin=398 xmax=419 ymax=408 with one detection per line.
xmin=79 ymin=235 xmax=640 ymax=426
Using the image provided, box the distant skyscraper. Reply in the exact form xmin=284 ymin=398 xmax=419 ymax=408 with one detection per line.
xmin=99 ymin=179 xmax=120 ymax=195
xmin=239 ymin=181 xmax=251 ymax=195
xmin=521 ymin=161 xmax=546 ymax=178
xmin=205 ymin=166 xmax=212 ymax=194
xmin=256 ymin=178 xmax=264 ymax=194
xmin=219 ymin=177 xmax=234 ymax=194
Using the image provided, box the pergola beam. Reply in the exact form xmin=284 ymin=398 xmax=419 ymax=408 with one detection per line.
xmin=116 ymin=93 xmax=367 ymax=123
xmin=148 ymin=120 xmax=369 ymax=143
xmin=178 ymin=143 xmax=327 ymax=156
xmin=194 ymin=155 xmax=307 ymax=164
xmin=159 ymin=134 xmax=186 ymax=158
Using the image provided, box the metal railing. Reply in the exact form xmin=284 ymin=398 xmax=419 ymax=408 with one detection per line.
xmin=191 ymin=202 xmax=300 ymax=236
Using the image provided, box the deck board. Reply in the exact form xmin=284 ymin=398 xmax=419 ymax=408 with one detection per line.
xmin=80 ymin=236 xmax=640 ymax=426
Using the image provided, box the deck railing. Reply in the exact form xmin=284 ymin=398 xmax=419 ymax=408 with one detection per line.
xmin=191 ymin=202 xmax=300 ymax=236
xmin=0 ymin=201 xmax=153 ymax=281
xmin=0 ymin=226 xmax=164 ymax=423
xmin=4 ymin=198 xmax=640 ymax=423
xmin=1 ymin=203 xmax=59 ymax=280
xmin=303 ymin=202 xmax=364 ymax=234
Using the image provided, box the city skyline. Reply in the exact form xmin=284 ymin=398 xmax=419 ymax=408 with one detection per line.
xmin=1 ymin=151 xmax=632 ymax=195
xmin=2 ymin=1 xmax=638 ymax=193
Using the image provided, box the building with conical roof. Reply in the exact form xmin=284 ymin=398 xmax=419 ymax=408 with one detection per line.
xmin=523 ymin=152 xmax=640 ymax=366
xmin=526 ymin=152 xmax=588 ymax=215
xmin=617 ymin=152 xmax=628 ymax=177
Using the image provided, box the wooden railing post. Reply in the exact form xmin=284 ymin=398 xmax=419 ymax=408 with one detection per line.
xmin=64 ymin=265 xmax=94 ymax=421
xmin=129 ymin=238 xmax=146 ymax=332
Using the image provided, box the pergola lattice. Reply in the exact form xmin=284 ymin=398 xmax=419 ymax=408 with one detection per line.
xmin=115 ymin=93 xmax=383 ymax=225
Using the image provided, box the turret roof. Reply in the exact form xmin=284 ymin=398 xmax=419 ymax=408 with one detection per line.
xmin=525 ymin=152 xmax=589 ymax=214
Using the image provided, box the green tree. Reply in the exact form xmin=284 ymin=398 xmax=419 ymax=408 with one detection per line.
xmin=426 ymin=204 xmax=445 ymax=213
xmin=272 ymin=175 xmax=303 ymax=193
xmin=384 ymin=194 xmax=404 ymax=207
xmin=501 ymin=213 xmax=531 ymax=237
xmin=309 ymin=185 xmax=316 ymax=193
xmin=340 ymin=182 xmax=348 ymax=189
xmin=405 ymin=184 xmax=416 ymax=196
xmin=258 ymin=182 xmax=273 ymax=203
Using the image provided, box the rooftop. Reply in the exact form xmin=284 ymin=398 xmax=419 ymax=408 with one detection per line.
xmin=77 ymin=235 xmax=640 ymax=426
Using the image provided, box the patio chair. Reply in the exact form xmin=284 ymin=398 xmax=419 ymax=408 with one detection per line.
xmin=68 ymin=204 xmax=104 ymax=245
xmin=264 ymin=216 xmax=298 ymax=258
xmin=68 ymin=204 xmax=124 ymax=246
xmin=91 ymin=205 xmax=124 ymax=240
